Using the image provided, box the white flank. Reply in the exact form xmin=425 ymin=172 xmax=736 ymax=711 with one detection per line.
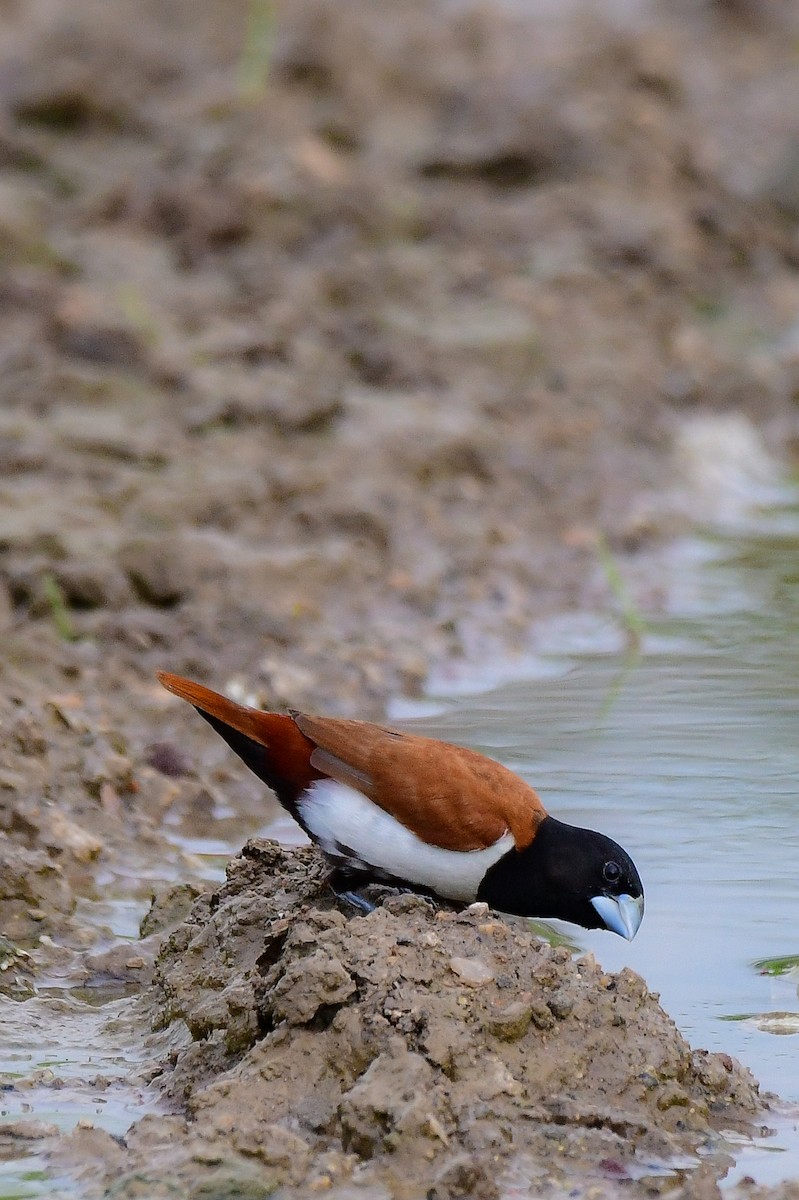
xmin=298 ymin=778 xmax=515 ymax=903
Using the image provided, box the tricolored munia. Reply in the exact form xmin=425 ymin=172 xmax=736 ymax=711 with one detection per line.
xmin=158 ymin=672 xmax=644 ymax=939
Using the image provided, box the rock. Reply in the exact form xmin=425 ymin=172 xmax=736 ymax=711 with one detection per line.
xmin=83 ymin=941 xmax=155 ymax=986
xmin=0 ymin=833 xmax=74 ymax=942
xmin=0 ymin=173 xmax=47 ymax=248
xmin=140 ymin=883 xmax=207 ymax=938
xmin=145 ymin=741 xmax=193 ymax=778
xmin=530 ymin=1000 xmax=556 ymax=1031
xmin=267 ymin=950 xmax=356 ymax=1026
xmin=448 ymin=956 xmax=495 ymax=987
xmin=45 ymin=810 xmax=103 ymax=862
xmin=56 ymin=1124 xmax=127 ymax=1175
xmin=547 ymin=987 xmax=575 ymax=1020
xmin=81 ymin=746 xmax=136 ymax=799
xmin=485 ymin=1000 xmax=532 ymax=1042
xmin=339 ymin=1042 xmax=440 ymax=1158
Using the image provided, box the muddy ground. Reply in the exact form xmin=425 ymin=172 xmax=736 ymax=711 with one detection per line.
xmin=54 ymin=843 xmax=765 ymax=1199
xmin=2 ymin=0 xmax=799 ymax=1196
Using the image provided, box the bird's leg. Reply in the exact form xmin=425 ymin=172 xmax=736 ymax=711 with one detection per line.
xmin=328 ymin=867 xmax=441 ymax=915
xmin=338 ymin=890 xmax=377 ymax=915
xmin=328 ymin=866 xmax=377 ymax=915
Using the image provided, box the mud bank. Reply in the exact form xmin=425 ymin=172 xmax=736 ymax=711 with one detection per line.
xmin=37 ymin=841 xmax=761 ymax=1199
xmin=3 ymin=0 xmax=799 ymax=727
xmin=2 ymin=0 xmax=799 ymax=1193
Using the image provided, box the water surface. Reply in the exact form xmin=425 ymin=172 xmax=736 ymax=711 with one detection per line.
xmin=392 ymin=504 xmax=799 ymax=1183
xmin=5 ymin=503 xmax=798 ymax=1195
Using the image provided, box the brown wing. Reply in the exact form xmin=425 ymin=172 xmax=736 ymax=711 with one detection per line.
xmin=293 ymin=713 xmax=546 ymax=852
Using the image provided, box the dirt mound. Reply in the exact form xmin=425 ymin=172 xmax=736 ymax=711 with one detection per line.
xmin=76 ymin=840 xmax=761 ymax=1199
xmin=2 ymin=0 xmax=799 ymax=1193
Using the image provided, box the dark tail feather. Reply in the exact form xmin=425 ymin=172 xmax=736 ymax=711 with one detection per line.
xmin=157 ymin=672 xmax=321 ymax=812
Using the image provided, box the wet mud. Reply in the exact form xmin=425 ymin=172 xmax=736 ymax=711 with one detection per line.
xmin=2 ymin=0 xmax=799 ymax=1195
xmin=56 ymin=842 xmax=763 ymax=1199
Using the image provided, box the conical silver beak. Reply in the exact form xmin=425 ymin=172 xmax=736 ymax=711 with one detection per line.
xmin=590 ymin=892 xmax=644 ymax=940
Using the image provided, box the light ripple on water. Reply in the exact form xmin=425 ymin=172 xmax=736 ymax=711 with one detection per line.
xmin=5 ymin=502 xmax=798 ymax=1195
xmin=392 ymin=503 xmax=799 ymax=1185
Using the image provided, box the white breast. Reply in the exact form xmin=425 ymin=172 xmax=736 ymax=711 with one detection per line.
xmin=297 ymin=778 xmax=515 ymax=903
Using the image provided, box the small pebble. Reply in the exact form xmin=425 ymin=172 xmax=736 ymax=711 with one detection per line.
xmin=530 ymin=1002 xmax=556 ymax=1031
xmin=486 ymin=1000 xmax=532 ymax=1041
xmin=448 ymin=956 xmax=495 ymax=987
xmin=548 ymin=989 xmax=575 ymax=1019
xmin=145 ymin=741 xmax=192 ymax=777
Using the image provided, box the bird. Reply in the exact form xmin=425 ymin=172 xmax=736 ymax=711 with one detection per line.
xmin=157 ymin=672 xmax=644 ymax=939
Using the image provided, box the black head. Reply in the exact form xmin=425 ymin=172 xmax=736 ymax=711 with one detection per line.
xmin=477 ymin=815 xmax=644 ymax=939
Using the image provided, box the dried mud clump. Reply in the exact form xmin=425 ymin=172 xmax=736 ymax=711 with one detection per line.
xmin=111 ymin=840 xmax=764 ymax=1199
xmin=0 ymin=833 xmax=75 ymax=943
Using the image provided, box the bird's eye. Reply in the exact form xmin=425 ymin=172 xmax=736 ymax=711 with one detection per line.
xmin=603 ymin=860 xmax=621 ymax=885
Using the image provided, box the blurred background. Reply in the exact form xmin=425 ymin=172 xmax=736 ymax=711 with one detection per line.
xmin=1 ymin=0 xmax=799 ymax=713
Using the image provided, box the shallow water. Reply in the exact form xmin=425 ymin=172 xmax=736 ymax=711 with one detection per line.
xmin=391 ymin=501 xmax=799 ymax=1184
xmin=0 ymin=993 xmax=163 ymax=1200
xmin=4 ymin=504 xmax=799 ymax=1195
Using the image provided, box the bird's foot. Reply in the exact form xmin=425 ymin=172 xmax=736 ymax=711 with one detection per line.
xmin=328 ymin=866 xmax=378 ymax=916
xmin=335 ymin=889 xmax=377 ymax=915
xmin=327 ymin=867 xmax=440 ymax=917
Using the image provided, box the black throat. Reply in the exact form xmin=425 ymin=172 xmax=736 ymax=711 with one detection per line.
xmin=476 ymin=815 xmax=609 ymax=930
